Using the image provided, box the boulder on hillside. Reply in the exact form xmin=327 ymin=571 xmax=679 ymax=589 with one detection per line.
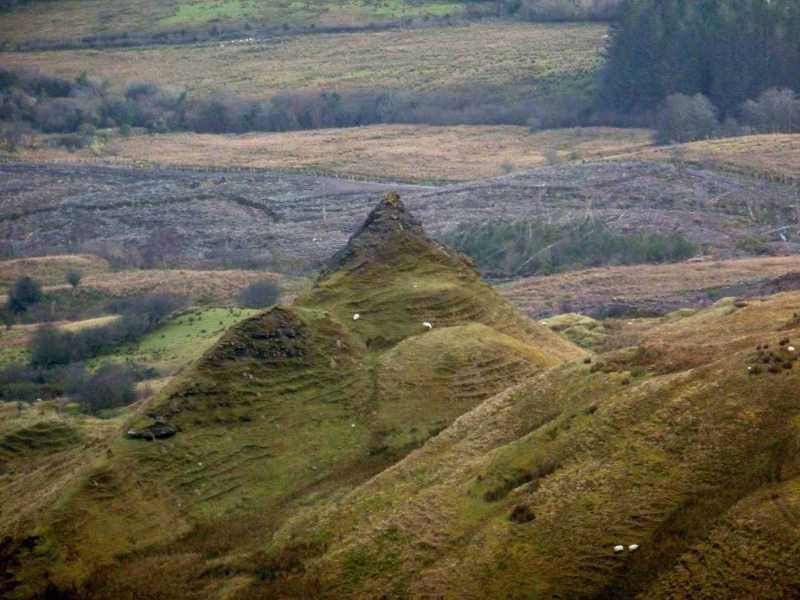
xmin=127 ymin=418 xmax=178 ymax=440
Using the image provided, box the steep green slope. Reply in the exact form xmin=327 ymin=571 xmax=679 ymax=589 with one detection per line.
xmin=249 ymin=292 xmax=800 ymax=598
xmin=0 ymin=193 xmax=583 ymax=598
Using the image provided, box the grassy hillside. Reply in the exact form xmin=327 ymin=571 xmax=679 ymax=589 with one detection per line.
xmin=16 ymin=126 xmax=652 ymax=182
xmin=4 ymin=196 xmax=800 ymax=598
xmin=0 ymin=194 xmax=584 ymax=598
xmin=250 ymin=290 xmax=800 ymax=598
xmin=0 ymin=0 xmax=482 ymax=44
xmin=0 ymin=22 xmax=606 ymax=99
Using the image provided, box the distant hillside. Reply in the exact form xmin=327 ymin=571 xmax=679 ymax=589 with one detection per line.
xmin=625 ymin=134 xmax=800 ymax=186
xmin=0 ymin=0 xmax=621 ymax=47
xmin=2 ymin=155 xmax=798 ymax=270
xmin=500 ymin=255 xmax=800 ymax=318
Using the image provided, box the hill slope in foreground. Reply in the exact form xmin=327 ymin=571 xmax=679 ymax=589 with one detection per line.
xmin=0 ymin=193 xmax=581 ymax=598
xmin=3 ymin=195 xmax=800 ymax=599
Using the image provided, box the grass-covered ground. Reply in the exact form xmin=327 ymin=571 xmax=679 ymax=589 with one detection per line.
xmin=0 ymin=255 xmax=110 ymax=293
xmin=251 ymin=291 xmax=800 ymax=598
xmin=16 ymin=126 xmax=652 ymax=183
xmin=0 ymin=256 xmax=285 ymax=300
xmin=0 ymin=254 xmax=289 ymax=373
xmin=0 ymin=325 xmax=31 ymax=366
xmin=0 ymin=264 xmax=287 ymax=323
xmin=105 ymin=306 xmax=260 ymax=373
xmin=0 ymin=22 xmax=606 ymax=99
xmin=0 ymin=307 xmax=259 ymax=372
xmin=0 ymin=0 xmax=483 ymax=44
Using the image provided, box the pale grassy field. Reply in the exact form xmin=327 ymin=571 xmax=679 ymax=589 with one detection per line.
xmin=76 ymin=269 xmax=283 ymax=302
xmin=17 ymin=125 xmax=652 ymax=181
xmin=0 ymin=255 xmax=110 ymax=291
xmin=624 ymin=134 xmax=800 ymax=183
xmin=0 ymin=22 xmax=606 ymax=98
xmin=0 ymin=267 xmax=283 ymax=304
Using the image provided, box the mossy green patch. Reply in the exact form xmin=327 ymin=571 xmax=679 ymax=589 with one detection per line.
xmin=88 ymin=307 xmax=260 ymax=376
xmin=160 ymin=1 xmax=252 ymax=26
xmin=541 ymin=312 xmax=607 ymax=349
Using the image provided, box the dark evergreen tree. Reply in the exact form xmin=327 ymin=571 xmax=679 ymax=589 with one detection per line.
xmin=7 ymin=276 xmax=42 ymax=314
xmin=602 ymin=0 xmax=800 ymax=116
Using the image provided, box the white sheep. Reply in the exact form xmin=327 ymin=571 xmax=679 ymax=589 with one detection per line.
xmin=353 ymin=313 xmax=361 ymax=321
xmin=423 ymin=321 xmax=433 ymax=330
xmin=628 ymin=544 xmax=639 ymax=551
xmin=614 ymin=545 xmax=624 ymax=553
xmin=788 ymin=346 xmax=796 ymax=352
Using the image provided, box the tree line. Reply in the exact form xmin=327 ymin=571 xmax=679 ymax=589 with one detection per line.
xmin=601 ymin=0 xmax=800 ymax=116
xmin=0 ymin=67 xmax=557 ymax=150
xmin=443 ymin=218 xmax=698 ymax=279
xmin=3 ymin=1 xmax=799 ymax=149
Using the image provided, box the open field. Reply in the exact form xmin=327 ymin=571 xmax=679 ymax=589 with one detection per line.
xmin=500 ymin=255 xmax=800 ymax=318
xmin=0 ymin=259 xmax=294 ymax=368
xmin=16 ymin=126 xmax=653 ymax=182
xmin=0 ymin=305 xmax=262 ymax=371
xmin=105 ymin=306 xmax=260 ymax=373
xmin=0 ymin=254 xmax=110 ymax=291
xmin=624 ymin=134 xmax=800 ymax=185
xmin=76 ymin=268 xmax=286 ymax=302
xmin=0 ymin=22 xmax=606 ymax=98
xmin=0 ymin=0 xmax=481 ymax=44
xmin=0 ymin=262 xmax=289 ymax=306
